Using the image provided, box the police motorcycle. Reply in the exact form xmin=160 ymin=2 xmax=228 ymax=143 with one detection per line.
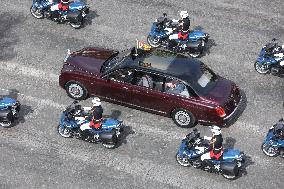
xmin=57 ymin=101 xmax=123 ymax=149
xmin=254 ymin=38 xmax=284 ymax=77
xmin=147 ymin=13 xmax=209 ymax=58
xmin=176 ymin=129 xmax=244 ymax=180
xmin=262 ymin=118 xmax=284 ymax=158
xmin=30 ymin=0 xmax=89 ymax=29
xmin=0 ymin=96 xmax=20 ymax=128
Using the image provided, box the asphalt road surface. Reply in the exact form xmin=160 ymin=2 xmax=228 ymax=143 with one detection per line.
xmin=0 ymin=0 xmax=284 ymax=188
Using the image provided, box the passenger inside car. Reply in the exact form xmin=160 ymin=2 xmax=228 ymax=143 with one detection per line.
xmin=165 ymin=79 xmax=189 ymax=97
xmin=137 ymin=74 xmax=154 ymax=88
xmin=108 ymin=69 xmax=134 ymax=83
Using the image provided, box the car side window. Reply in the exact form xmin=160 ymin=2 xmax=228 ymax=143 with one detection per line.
xmin=164 ymin=78 xmax=191 ymax=98
xmin=105 ymin=69 xmax=134 ymax=83
xmin=131 ymin=71 xmax=164 ymax=91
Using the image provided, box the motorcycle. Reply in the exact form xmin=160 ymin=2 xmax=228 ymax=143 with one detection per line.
xmin=57 ymin=101 xmax=123 ymax=149
xmin=147 ymin=13 xmax=209 ymax=58
xmin=261 ymin=118 xmax=284 ymax=158
xmin=30 ymin=0 xmax=89 ymax=29
xmin=176 ymin=129 xmax=244 ymax=180
xmin=0 ymin=96 xmax=21 ymax=128
xmin=254 ymin=38 xmax=284 ymax=77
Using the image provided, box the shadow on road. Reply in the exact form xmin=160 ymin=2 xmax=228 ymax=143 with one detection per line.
xmin=239 ymin=154 xmax=255 ymax=177
xmin=223 ymin=137 xmax=236 ymax=149
xmin=8 ymin=89 xmax=34 ymax=126
xmin=104 ymin=109 xmax=135 ymax=147
xmin=82 ymin=9 xmax=99 ymax=28
xmin=0 ymin=12 xmax=23 ymax=61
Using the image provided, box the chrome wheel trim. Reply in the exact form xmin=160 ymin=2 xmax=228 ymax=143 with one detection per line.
xmin=175 ymin=111 xmax=191 ymax=126
xmin=68 ymin=84 xmax=84 ymax=99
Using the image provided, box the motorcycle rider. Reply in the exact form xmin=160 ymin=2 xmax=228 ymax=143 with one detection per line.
xmin=200 ymin=126 xmax=224 ymax=162
xmin=79 ymin=97 xmax=104 ymax=139
xmin=168 ymin=11 xmax=191 ymax=48
xmin=49 ymin=0 xmax=70 ymax=20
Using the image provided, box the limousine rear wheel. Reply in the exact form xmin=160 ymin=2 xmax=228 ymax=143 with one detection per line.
xmin=65 ymin=81 xmax=88 ymax=100
xmin=172 ymin=109 xmax=196 ymax=128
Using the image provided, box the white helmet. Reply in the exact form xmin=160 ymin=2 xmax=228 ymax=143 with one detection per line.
xmin=92 ymin=97 xmax=101 ymax=107
xmin=210 ymin=125 xmax=221 ymax=136
xmin=180 ymin=11 xmax=189 ymax=19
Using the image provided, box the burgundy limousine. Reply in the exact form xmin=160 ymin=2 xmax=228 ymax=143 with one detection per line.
xmin=59 ymin=47 xmax=242 ymax=127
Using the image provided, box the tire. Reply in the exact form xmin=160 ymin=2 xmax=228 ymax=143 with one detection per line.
xmin=57 ymin=125 xmax=72 ymax=138
xmin=102 ymin=136 xmax=117 ymax=149
xmin=222 ymin=172 xmax=237 ymax=180
xmin=0 ymin=121 xmax=12 ymax=128
xmin=65 ymin=81 xmax=88 ymax=100
xmin=261 ymin=143 xmax=279 ymax=157
xmin=147 ymin=35 xmax=161 ymax=48
xmin=176 ymin=153 xmax=191 ymax=167
xmin=172 ymin=109 xmax=196 ymax=128
xmin=30 ymin=6 xmax=44 ymax=19
xmin=254 ymin=61 xmax=270 ymax=74
xmin=70 ymin=21 xmax=82 ymax=29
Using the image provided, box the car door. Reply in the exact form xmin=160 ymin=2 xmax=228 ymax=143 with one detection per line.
xmin=91 ymin=68 xmax=135 ymax=103
xmin=126 ymin=70 xmax=171 ymax=114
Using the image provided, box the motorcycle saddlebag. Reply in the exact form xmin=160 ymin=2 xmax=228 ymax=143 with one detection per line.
xmin=67 ymin=11 xmax=82 ymax=22
xmin=0 ymin=109 xmax=13 ymax=122
xmin=187 ymin=41 xmax=202 ymax=49
xmin=99 ymin=130 xmax=117 ymax=144
xmin=220 ymin=162 xmax=238 ymax=176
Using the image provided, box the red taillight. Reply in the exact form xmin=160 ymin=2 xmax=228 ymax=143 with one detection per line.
xmin=215 ymin=106 xmax=226 ymax=118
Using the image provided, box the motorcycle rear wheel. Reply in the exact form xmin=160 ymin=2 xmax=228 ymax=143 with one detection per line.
xmin=254 ymin=61 xmax=270 ymax=74
xmin=222 ymin=173 xmax=237 ymax=180
xmin=0 ymin=121 xmax=12 ymax=128
xmin=147 ymin=35 xmax=161 ymax=48
xmin=57 ymin=125 xmax=72 ymax=138
xmin=261 ymin=143 xmax=279 ymax=157
xmin=188 ymin=40 xmax=204 ymax=58
xmin=70 ymin=21 xmax=82 ymax=29
xmin=30 ymin=6 xmax=44 ymax=19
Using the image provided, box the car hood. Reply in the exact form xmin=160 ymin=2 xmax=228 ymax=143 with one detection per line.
xmin=67 ymin=47 xmax=118 ymax=75
xmin=202 ymin=78 xmax=233 ymax=105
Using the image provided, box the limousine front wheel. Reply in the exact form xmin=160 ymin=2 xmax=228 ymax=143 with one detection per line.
xmin=65 ymin=81 xmax=88 ymax=100
xmin=172 ymin=109 xmax=196 ymax=128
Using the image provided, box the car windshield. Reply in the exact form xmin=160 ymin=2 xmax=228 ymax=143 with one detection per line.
xmin=101 ymin=50 xmax=132 ymax=73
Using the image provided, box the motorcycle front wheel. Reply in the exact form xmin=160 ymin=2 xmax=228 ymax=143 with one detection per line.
xmin=147 ymin=35 xmax=161 ymax=48
xmin=176 ymin=153 xmax=191 ymax=167
xmin=30 ymin=6 xmax=44 ymax=19
xmin=57 ymin=125 xmax=72 ymax=138
xmin=254 ymin=61 xmax=270 ymax=74
xmin=261 ymin=143 xmax=279 ymax=157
